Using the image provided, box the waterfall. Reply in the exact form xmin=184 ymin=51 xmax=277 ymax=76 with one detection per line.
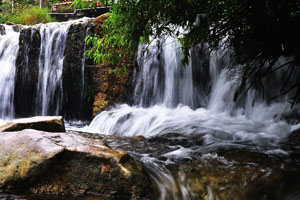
xmin=0 ymin=25 xmax=20 ymax=119
xmin=86 ymin=36 xmax=298 ymax=143
xmin=134 ymin=37 xmax=200 ymax=108
xmin=83 ymin=36 xmax=300 ymax=200
xmin=0 ymin=18 xmax=90 ymax=120
xmin=36 ymin=22 xmax=70 ymax=116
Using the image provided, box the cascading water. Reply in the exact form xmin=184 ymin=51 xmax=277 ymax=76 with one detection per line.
xmin=134 ymin=37 xmax=200 ymax=108
xmin=0 ymin=25 xmax=20 ymax=119
xmin=83 ymin=36 xmax=300 ymax=199
xmin=86 ymin=38 xmax=297 ymax=141
xmin=36 ymin=22 xmax=69 ymax=116
xmin=1 ymin=18 xmax=300 ymax=199
xmin=0 ymin=18 xmax=91 ymax=121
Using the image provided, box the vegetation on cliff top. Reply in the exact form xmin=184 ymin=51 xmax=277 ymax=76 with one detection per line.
xmin=0 ymin=0 xmax=55 ymax=25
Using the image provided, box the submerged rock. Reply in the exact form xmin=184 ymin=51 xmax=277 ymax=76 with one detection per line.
xmin=0 ymin=25 xmax=5 ymax=35
xmin=178 ymin=149 xmax=300 ymax=200
xmin=0 ymin=116 xmax=65 ymax=132
xmin=0 ymin=129 xmax=152 ymax=199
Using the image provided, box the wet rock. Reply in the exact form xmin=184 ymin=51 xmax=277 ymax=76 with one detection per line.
xmin=0 ymin=116 xmax=65 ymax=132
xmin=0 ymin=130 xmax=153 ymax=199
xmin=14 ymin=27 xmax=41 ymax=117
xmin=86 ymin=13 xmax=134 ymax=117
xmin=178 ymin=149 xmax=300 ymax=200
xmin=131 ymin=136 xmax=146 ymax=141
xmin=285 ymin=128 xmax=300 ymax=145
xmin=0 ymin=25 xmax=5 ymax=35
xmin=85 ymin=64 xmax=132 ymax=117
xmin=62 ymin=21 xmax=93 ymax=120
xmin=12 ymin=25 xmax=23 ymax=32
xmin=92 ymin=13 xmax=108 ymax=36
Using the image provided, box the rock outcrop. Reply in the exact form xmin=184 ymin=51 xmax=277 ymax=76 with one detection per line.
xmin=8 ymin=15 xmax=133 ymax=120
xmin=86 ymin=64 xmax=132 ymax=117
xmin=0 ymin=129 xmax=153 ymax=199
xmin=62 ymin=22 xmax=93 ymax=120
xmin=14 ymin=27 xmax=41 ymax=117
xmin=86 ymin=14 xmax=134 ymax=117
xmin=0 ymin=116 xmax=65 ymax=132
xmin=177 ymin=149 xmax=300 ymax=200
xmin=0 ymin=25 xmax=5 ymax=35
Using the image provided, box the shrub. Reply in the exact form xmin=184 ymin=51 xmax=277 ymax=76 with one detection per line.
xmin=8 ymin=6 xmax=55 ymax=25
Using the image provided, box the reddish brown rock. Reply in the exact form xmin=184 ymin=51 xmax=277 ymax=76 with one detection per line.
xmin=85 ymin=64 xmax=131 ymax=117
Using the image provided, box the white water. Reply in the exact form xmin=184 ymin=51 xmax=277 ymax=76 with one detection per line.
xmin=0 ymin=26 xmax=20 ymax=119
xmin=36 ymin=22 xmax=70 ymax=116
xmin=134 ymin=37 xmax=199 ymax=108
xmin=84 ymin=37 xmax=299 ymax=148
xmin=82 ymin=37 xmax=300 ymax=199
xmin=0 ymin=18 xmax=90 ymax=120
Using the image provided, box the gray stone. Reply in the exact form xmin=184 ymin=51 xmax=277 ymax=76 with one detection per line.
xmin=0 ymin=116 xmax=65 ymax=132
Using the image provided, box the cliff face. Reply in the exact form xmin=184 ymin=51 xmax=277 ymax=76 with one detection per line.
xmin=62 ymin=22 xmax=92 ymax=120
xmin=86 ymin=14 xmax=134 ymax=117
xmin=85 ymin=63 xmax=132 ymax=117
xmin=14 ymin=27 xmax=41 ymax=117
xmin=13 ymin=21 xmax=93 ymax=120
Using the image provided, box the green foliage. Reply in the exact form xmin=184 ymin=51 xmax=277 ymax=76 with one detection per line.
xmin=70 ymin=0 xmax=113 ymax=10
xmin=45 ymin=0 xmax=61 ymax=9
xmin=100 ymin=100 xmax=109 ymax=106
xmin=76 ymin=0 xmax=300 ymax=65
xmin=74 ymin=0 xmax=300 ymax=103
xmin=10 ymin=6 xmax=54 ymax=25
xmin=8 ymin=6 xmax=54 ymax=25
xmin=0 ymin=0 xmax=54 ymax=25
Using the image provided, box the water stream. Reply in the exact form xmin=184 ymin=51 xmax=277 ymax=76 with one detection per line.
xmin=0 ymin=25 xmax=20 ymax=119
xmin=1 ymin=21 xmax=300 ymax=199
xmin=0 ymin=19 xmax=89 ymax=120
xmin=82 ymin=37 xmax=300 ymax=199
xmin=36 ymin=22 xmax=70 ymax=116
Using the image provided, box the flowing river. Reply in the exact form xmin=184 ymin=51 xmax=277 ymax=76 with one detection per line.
xmin=78 ymin=37 xmax=300 ymax=199
xmin=1 ymin=20 xmax=300 ymax=199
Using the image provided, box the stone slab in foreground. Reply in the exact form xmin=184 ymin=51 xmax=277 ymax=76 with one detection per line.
xmin=0 ymin=129 xmax=152 ymax=199
xmin=0 ymin=116 xmax=65 ymax=132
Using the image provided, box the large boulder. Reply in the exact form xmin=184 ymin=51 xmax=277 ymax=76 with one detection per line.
xmin=0 ymin=129 xmax=153 ymax=199
xmin=0 ymin=116 xmax=65 ymax=132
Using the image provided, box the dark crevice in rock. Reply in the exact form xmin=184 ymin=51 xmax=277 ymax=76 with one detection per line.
xmin=14 ymin=27 xmax=41 ymax=118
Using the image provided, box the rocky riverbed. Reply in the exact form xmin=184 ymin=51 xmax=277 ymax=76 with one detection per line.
xmin=1 ymin=116 xmax=300 ymax=200
xmin=0 ymin=117 xmax=153 ymax=200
